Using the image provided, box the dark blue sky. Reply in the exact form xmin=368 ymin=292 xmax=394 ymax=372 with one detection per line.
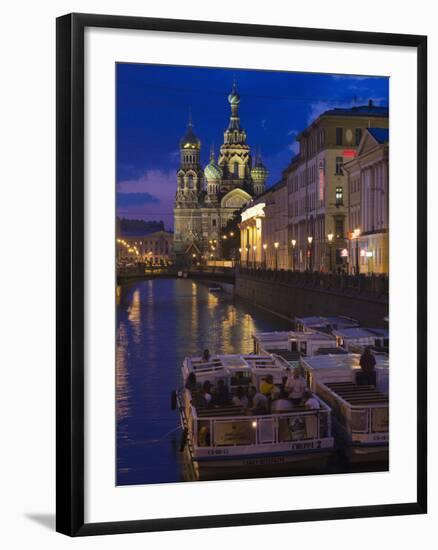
xmin=117 ymin=64 xmax=389 ymax=230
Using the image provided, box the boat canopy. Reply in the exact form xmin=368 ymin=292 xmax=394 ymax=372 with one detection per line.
xmin=183 ymin=353 xmax=291 ymax=386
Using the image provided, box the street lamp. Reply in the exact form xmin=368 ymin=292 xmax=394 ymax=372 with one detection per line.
xmin=291 ymin=239 xmax=296 ymax=271
xmin=307 ymin=236 xmax=313 ymax=271
xmin=353 ymin=228 xmax=361 ymax=275
xmin=238 ymin=247 xmax=242 ymax=267
xmin=327 ymin=233 xmax=334 ymax=272
xmin=262 ymin=243 xmax=267 ymax=269
xmin=246 ymin=245 xmax=250 ymax=267
xmin=274 ymin=241 xmax=279 ymax=270
xmin=253 ymin=244 xmax=257 ymax=269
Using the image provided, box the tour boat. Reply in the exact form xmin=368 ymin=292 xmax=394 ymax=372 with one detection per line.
xmin=294 ymin=316 xmax=359 ymax=333
xmin=174 ymin=354 xmax=334 ymax=479
xmin=299 ymin=354 xmax=389 ymax=463
xmin=253 ymin=330 xmax=340 ymax=360
xmin=332 ymin=327 xmax=389 ymax=353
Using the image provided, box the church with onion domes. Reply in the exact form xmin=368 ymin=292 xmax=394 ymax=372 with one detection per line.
xmin=173 ymin=82 xmax=268 ymax=263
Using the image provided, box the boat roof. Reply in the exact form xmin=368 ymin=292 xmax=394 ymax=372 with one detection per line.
xmin=185 ymin=354 xmax=288 ymax=377
xmin=295 ymin=316 xmax=359 ymax=329
xmin=332 ymin=327 xmax=389 ymax=339
xmin=324 ymin=381 xmax=388 ymax=405
xmin=254 ymin=330 xmax=335 ymax=342
xmin=267 ymin=349 xmax=301 ymax=362
xmin=301 ymin=353 xmax=389 ymax=370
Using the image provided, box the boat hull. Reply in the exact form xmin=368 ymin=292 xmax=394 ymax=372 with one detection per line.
xmin=187 ymin=448 xmax=333 ymax=480
xmin=347 ymin=444 xmax=389 ymax=464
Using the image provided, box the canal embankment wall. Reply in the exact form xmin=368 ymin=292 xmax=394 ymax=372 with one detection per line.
xmin=235 ymin=270 xmax=388 ymax=327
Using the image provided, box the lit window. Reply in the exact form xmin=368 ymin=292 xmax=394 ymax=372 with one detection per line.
xmin=336 ymin=186 xmax=343 ymax=205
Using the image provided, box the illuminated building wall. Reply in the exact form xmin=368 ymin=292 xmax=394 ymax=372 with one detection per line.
xmin=285 ymin=102 xmax=389 ymax=272
xmin=344 ymin=128 xmax=389 ymax=275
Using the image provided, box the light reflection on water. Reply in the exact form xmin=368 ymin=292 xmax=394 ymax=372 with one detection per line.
xmin=116 ymin=278 xmax=290 ymax=486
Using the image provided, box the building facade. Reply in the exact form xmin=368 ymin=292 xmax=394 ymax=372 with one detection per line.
xmin=173 ymin=82 xmax=268 ymax=264
xmin=285 ymin=102 xmax=389 ymax=272
xmin=344 ymin=128 xmax=389 ymax=274
xmin=117 ymin=230 xmax=174 ymax=266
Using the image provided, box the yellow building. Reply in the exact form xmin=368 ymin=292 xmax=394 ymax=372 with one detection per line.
xmin=239 ymin=199 xmax=266 ymax=268
xmin=344 ymin=128 xmax=389 ymax=275
xmin=285 ymin=101 xmax=389 ymax=272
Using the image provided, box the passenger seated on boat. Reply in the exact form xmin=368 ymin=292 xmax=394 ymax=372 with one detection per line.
xmin=198 ymin=381 xmax=213 ymax=408
xmin=252 ymin=392 xmax=269 ymax=415
xmin=260 ymin=374 xmax=275 ymax=397
xmin=271 ymin=389 xmax=294 ymax=413
xmin=232 ymin=386 xmax=249 ymax=409
xmin=202 ymin=348 xmax=211 ymax=362
xmin=212 ymin=379 xmax=230 ymax=407
xmin=285 ymin=368 xmax=307 ymax=406
xmin=303 ymin=390 xmax=320 ymax=410
xmin=247 ymin=385 xmax=257 ymax=408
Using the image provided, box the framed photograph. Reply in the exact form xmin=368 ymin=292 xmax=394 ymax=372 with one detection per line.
xmin=56 ymin=13 xmax=427 ymax=536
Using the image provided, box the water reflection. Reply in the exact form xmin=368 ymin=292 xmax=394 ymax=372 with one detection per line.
xmin=116 ymin=278 xmax=290 ymax=486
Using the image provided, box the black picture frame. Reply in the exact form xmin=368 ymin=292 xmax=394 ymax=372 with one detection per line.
xmin=56 ymin=12 xmax=427 ymax=536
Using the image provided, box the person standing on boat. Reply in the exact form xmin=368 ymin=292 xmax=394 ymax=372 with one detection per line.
xmin=202 ymin=349 xmax=211 ymax=362
xmin=260 ymin=374 xmax=275 ymax=397
xmin=358 ymin=347 xmax=377 ymax=386
xmin=285 ymin=368 xmax=307 ymax=405
xmin=303 ymin=390 xmax=320 ymax=438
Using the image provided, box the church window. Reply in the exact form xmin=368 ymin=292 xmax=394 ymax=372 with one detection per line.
xmin=212 ymin=219 xmax=217 ymax=227
xmin=187 ymin=175 xmax=194 ymax=189
xmin=233 ymin=162 xmax=239 ymax=176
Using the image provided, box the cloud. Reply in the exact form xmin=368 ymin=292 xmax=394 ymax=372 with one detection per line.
xmin=117 ymin=192 xmax=160 ymax=207
xmin=287 ymin=129 xmax=300 ymax=136
xmin=117 ymin=169 xmax=176 ymax=229
xmin=288 ymin=141 xmax=300 ymax=154
xmin=261 ymin=119 xmax=267 ymax=130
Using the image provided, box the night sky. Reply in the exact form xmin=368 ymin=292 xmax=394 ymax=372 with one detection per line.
xmin=117 ymin=64 xmax=389 ymax=230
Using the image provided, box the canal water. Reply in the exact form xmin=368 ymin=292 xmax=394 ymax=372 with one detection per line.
xmin=116 ymin=277 xmax=291 ymax=486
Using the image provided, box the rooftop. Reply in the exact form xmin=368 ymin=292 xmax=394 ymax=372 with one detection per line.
xmin=321 ymin=103 xmax=388 ymax=118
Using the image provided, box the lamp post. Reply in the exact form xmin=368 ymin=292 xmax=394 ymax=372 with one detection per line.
xmin=291 ymin=239 xmax=296 ymax=271
xmin=253 ymin=244 xmax=257 ymax=269
xmin=274 ymin=241 xmax=279 ymax=270
xmin=246 ymin=245 xmax=250 ymax=268
xmin=262 ymin=243 xmax=267 ymax=269
xmin=353 ymin=228 xmax=361 ymax=275
xmin=327 ymin=233 xmax=334 ymax=272
xmin=307 ymin=236 xmax=313 ymax=271
xmin=238 ymin=247 xmax=242 ymax=267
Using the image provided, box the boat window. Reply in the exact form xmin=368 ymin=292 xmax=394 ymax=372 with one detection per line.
xmin=230 ymin=371 xmax=251 ymax=386
xmin=371 ymin=407 xmax=389 ymax=433
xmin=351 ymin=409 xmax=368 ymax=432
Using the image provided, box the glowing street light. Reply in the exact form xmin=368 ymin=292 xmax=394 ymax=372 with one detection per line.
xmin=291 ymin=239 xmax=297 ymax=271
xmin=274 ymin=242 xmax=279 ymax=270
xmin=327 ymin=233 xmax=334 ymax=272
xmin=307 ymin=236 xmax=313 ymax=271
xmin=352 ymin=227 xmax=361 ymax=274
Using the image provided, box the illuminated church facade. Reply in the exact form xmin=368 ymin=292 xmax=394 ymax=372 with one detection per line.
xmin=173 ymin=82 xmax=268 ymax=262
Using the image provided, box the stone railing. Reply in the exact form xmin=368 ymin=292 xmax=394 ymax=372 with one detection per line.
xmin=237 ymin=267 xmax=388 ymax=301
